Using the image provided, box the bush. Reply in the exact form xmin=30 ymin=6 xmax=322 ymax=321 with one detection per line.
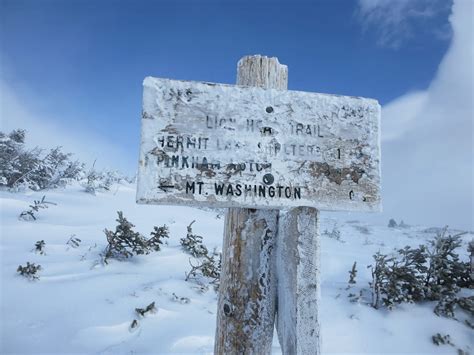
xmin=322 ymin=224 xmax=343 ymax=242
xmin=66 ymin=235 xmax=82 ymax=249
xmin=19 ymin=196 xmax=56 ymax=221
xmin=34 ymin=240 xmax=46 ymax=255
xmin=1 ymin=129 xmax=84 ymax=190
xmin=348 ymin=261 xmax=357 ymax=285
xmin=17 ymin=262 xmax=42 ymax=280
xmin=148 ymin=225 xmax=169 ymax=252
xmin=180 ymin=220 xmax=208 ymax=257
xmin=185 ymin=250 xmax=221 ymax=288
xmin=388 ymin=218 xmax=397 ymax=228
xmin=103 ymin=211 xmax=169 ymax=263
xmin=1 ymin=128 xmax=130 ymax=193
xmin=424 ymin=228 xmax=468 ymax=300
xmin=180 ymin=221 xmax=221 ymax=290
xmin=103 ymin=212 xmax=148 ymax=262
xmin=135 ymin=301 xmax=157 ymax=317
xmin=367 ymin=227 xmax=470 ymax=312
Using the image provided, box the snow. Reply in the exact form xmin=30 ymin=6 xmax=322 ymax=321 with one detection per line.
xmin=1 ymin=183 xmax=472 ymax=354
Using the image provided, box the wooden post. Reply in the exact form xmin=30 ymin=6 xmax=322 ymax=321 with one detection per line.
xmin=276 ymin=207 xmax=321 ymax=354
xmin=215 ymin=55 xmax=288 ymax=355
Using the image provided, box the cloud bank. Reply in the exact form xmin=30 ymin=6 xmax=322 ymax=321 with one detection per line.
xmin=370 ymin=0 xmax=473 ymax=230
xmin=357 ymin=0 xmax=452 ymax=48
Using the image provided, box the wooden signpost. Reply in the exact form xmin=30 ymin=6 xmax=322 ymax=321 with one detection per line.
xmin=137 ymin=55 xmax=381 ymax=354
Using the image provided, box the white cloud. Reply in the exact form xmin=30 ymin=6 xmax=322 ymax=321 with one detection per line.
xmin=356 ymin=0 xmax=451 ymax=48
xmin=0 ymin=81 xmax=137 ymax=175
xmin=376 ymin=0 xmax=474 ymax=230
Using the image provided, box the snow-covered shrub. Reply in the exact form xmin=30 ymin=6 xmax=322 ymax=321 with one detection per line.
xmin=30 ymin=147 xmax=83 ymax=190
xmin=130 ymin=319 xmax=139 ymax=331
xmin=1 ymin=129 xmax=84 ymax=190
xmin=348 ymin=261 xmax=357 ymax=285
xmin=148 ymin=225 xmax=169 ymax=252
xmin=17 ymin=262 xmax=41 ymax=280
xmin=19 ymin=195 xmax=56 ymax=221
xmin=388 ymin=218 xmax=397 ymax=228
xmin=369 ymin=252 xmax=391 ymax=309
xmin=83 ymin=163 xmax=104 ymax=194
xmin=171 ymin=293 xmax=191 ymax=304
xmin=425 ymin=228 xmax=468 ymax=300
xmin=181 ymin=221 xmax=221 ymax=289
xmin=103 ymin=211 xmax=148 ymax=262
xmin=398 ymin=220 xmax=409 ymax=228
xmin=135 ymin=301 xmax=157 ymax=317
xmin=368 ymin=227 xmax=470 ymax=312
xmin=347 ymin=261 xmax=362 ymax=303
xmin=369 ymin=246 xmax=427 ymax=309
xmin=431 ymin=333 xmax=453 ymax=346
xmin=103 ymin=212 xmax=169 ymax=263
xmin=83 ymin=162 xmax=130 ymax=194
xmin=181 ymin=220 xmax=208 ymax=257
xmin=185 ymin=250 xmax=221 ymax=288
xmin=322 ymin=224 xmax=343 ymax=242
xmin=34 ymin=240 xmax=46 ymax=255
xmin=66 ymin=235 xmax=82 ymax=249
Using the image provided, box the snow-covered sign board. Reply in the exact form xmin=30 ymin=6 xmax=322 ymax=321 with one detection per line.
xmin=137 ymin=77 xmax=381 ymax=212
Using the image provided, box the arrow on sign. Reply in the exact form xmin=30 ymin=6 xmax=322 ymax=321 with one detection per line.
xmin=159 ymin=185 xmax=174 ymax=192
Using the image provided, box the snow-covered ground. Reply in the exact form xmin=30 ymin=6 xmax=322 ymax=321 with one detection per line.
xmin=0 ymin=183 xmax=472 ymax=354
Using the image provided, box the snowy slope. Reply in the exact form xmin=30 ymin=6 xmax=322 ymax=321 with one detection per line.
xmin=0 ymin=183 xmax=472 ymax=354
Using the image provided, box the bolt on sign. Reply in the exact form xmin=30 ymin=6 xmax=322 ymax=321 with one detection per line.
xmin=137 ymin=77 xmax=381 ymax=212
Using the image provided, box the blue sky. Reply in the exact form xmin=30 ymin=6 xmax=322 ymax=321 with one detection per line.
xmin=1 ymin=0 xmax=472 ymax=229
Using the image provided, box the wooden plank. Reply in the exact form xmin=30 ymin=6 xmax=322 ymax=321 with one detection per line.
xmin=136 ymin=75 xmax=381 ymax=212
xmin=276 ymin=207 xmax=321 ymax=354
xmin=215 ymin=55 xmax=286 ymax=355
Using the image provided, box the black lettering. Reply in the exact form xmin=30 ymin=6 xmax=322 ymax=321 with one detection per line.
xmin=268 ymin=186 xmax=275 ymax=197
xmin=176 ymin=136 xmax=183 ymax=151
xmin=294 ymin=187 xmax=301 ymax=199
xmin=215 ymin=183 xmax=225 ymax=195
xmin=258 ymin=185 xmax=266 ymax=197
xmin=226 ymin=184 xmax=234 ymax=196
xmin=157 ymin=136 xmax=165 ymax=147
xmin=156 ymin=154 xmax=165 ymax=164
xmin=186 ymin=181 xmax=195 ymax=194
xmin=285 ymin=187 xmax=291 ymax=198
xmin=296 ymin=123 xmax=303 ymax=135
xmin=171 ymin=155 xmax=179 ymax=168
xmin=277 ymin=186 xmax=284 ymax=197
xmin=318 ymin=125 xmax=324 ymax=137
xmin=181 ymin=156 xmax=189 ymax=168
xmin=187 ymin=137 xmax=196 ymax=149
xmin=197 ymin=181 xmax=204 ymax=194
xmin=235 ymin=184 xmax=242 ymax=196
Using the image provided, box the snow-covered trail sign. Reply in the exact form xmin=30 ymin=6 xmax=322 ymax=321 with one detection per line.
xmin=137 ymin=78 xmax=381 ymax=212
xmin=137 ymin=55 xmax=382 ymax=355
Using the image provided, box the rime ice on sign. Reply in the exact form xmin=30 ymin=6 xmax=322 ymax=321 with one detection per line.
xmin=137 ymin=77 xmax=381 ymax=212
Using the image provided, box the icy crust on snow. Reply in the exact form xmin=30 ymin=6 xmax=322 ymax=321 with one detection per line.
xmin=137 ymin=77 xmax=381 ymax=212
xmin=1 ymin=185 xmax=472 ymax=354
